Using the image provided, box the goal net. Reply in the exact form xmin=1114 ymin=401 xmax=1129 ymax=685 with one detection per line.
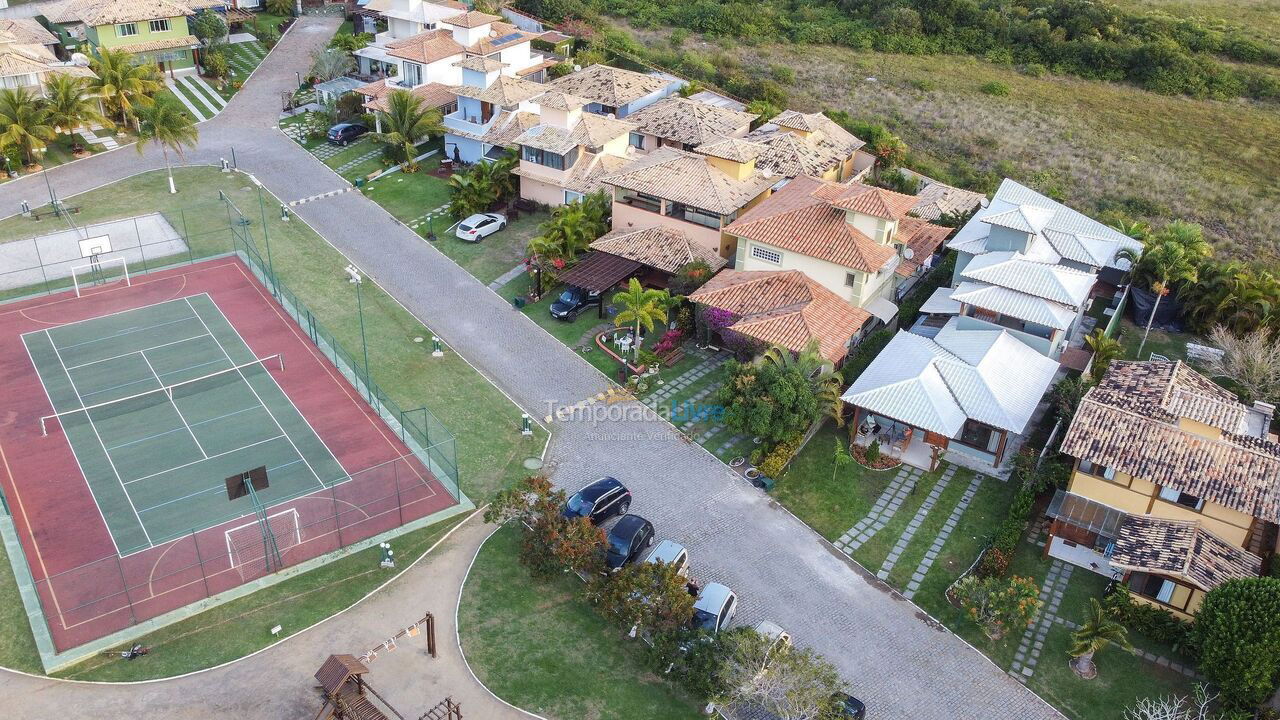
xmin=225 ymin=508 xmax=302 ymax=570
xmin=71 ymin=256 xmax=130 ymax=297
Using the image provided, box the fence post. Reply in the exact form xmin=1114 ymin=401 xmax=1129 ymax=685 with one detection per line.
xmin=114 ymin=556 xmax=138 ymax=625
xmin=331 ymin=486 xmax=344 ymax=550
xmin=190 ymin=529 xmax=212 ymax=599
xmin=132 ymin=216 xmax=150 ymax=273
xmin=394 ymin=459 xmax=405 ymax=527
xmin=180 ymin=209 xmax=194 ymax=265
xmin=30 ymin=234 xmax=52 ymax=295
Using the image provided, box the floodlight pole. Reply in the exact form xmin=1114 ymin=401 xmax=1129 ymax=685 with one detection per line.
xmin=348 ymin=265 xmax=372 ymax=403
xmin=256 ymin=186 xmax=276 ymax=294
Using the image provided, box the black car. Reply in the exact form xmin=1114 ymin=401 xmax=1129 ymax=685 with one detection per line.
xmin=563 ymin=477 xmax=631 ymax=525
xmin=549 ymin=286 xmax=602 ymax=321
xmin=833 ymin=693 xmax=866 ymax=719
xmin=327 ymin=122 xmax=368 ymax=145
xmin=605 ymin=514 xmax=654 ymax=571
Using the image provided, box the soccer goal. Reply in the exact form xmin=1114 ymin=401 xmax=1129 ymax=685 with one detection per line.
xmin=71 ymin=255 xmax=130 ymax=297
xmin=225 ymin=508 xmax=302 ymax=570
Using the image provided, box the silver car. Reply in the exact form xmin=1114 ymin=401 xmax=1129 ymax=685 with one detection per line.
xmin=455 ymin=212 xmax=506 ymax=242
xmin=692 ymin=582 xmax=737 ymax=633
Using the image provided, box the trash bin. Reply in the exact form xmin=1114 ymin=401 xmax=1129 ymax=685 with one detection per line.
xmin=756 ymin=476 xmax=776 ymax=492
xmin=354 ymin=178 xmax=365 ymax=188
xmin=511 ymin=296 xmax=526 ymax=309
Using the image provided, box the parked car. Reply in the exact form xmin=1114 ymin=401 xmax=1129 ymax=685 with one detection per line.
xmin=692 ymin=582 xmax=737 ymax=633
xmin=562 ymin=477 xmax=631 ymax=525
xmin=605 ymin=514 xmax=654 ymax=571
xmin=327 ymin=122 xmax=368 ymax=145
xmin=754 ymin=620 xmax=792 ymax=671
xmin=832 ymin=692 xmax=866 ymax=719
xmin=549 ymin=285 xmax=602 ymax=321
xmin=644 ymin=539 xmax=689 ymax=577
xmin=455 ymin=212 xmax=506 ymax=242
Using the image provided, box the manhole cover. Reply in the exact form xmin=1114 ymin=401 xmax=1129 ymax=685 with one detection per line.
xmin=522 ymin=457 xmax=544 ymax=470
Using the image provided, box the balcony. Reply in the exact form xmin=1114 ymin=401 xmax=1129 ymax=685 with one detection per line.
xmin=443 ymin=112 xmax=496 ymax=139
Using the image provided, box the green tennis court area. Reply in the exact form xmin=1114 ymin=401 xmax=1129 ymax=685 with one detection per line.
xmin=22 ymin=294 xmax=349 ymax=554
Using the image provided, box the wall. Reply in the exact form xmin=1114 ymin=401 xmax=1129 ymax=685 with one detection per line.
xmin=1130 ymin=584 xmax=1204 ymax=620
xmin=92 ymin=14 xmax=190 ymax=50
xmin=497 ymin=42 xmax=531 ymax=74
xmin=986 ymin=225 xmax=1031 ymax=253
xmin=611 ymin=201 xmax=721 ymax=254
xmin=520 ymin=174 xmax=570 ymax=206
xmin=953 ymin=314 xmax=1054 ymax=356
xmin=1067 ymin=469 xmax=1254 ymax=547
xmin=617 ymin=85 xmax=671 ymax=117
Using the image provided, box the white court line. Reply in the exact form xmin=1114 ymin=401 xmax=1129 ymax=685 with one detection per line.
xmin=75 ymin=356 xmax=229 ymax=401
xmin=139 ymin=350 xmax=207 ymax=459
xmin=64 ymin=333 xmax=211 ymax=370
xmin=185 ymin=296 xmax=335 ymax=490
xmin=122 ymin=434 xmax=287 ymax=486
xmin=135 ymin=458 xmax=305 ymax=516
xmin=106 ymin=405 xmax=262 ymax=452
xmin=52 ymin=314 xmax=200 ymax=352
xmin=44 ymin=329 xmax=153 ymax=547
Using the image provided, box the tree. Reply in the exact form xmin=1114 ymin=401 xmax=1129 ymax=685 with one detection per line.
xmin=309 ymin=48 xmax=355 ymax=82
xmin=43 ymin=74 xmax=110 ymax=138
xmin=0 ymin=88 xmax=55 ymax=167
xmin=136 ymin=94 xmax=198 ymax=194
xmin=1113 ymin=218 xmax=1151 ymax=243
xmin=1084 ymin=328 xmax=1122 ymax=379
xmin=1205 ymin=325 xmax=1280 ymax=404
xmin=1180 ymin=261 xmax=1280 ymax=335
xmin=760 ymin=340 xmax=844 ymax=426
xmin=612 ymin=278 xmax=670 ymax=362
xmin=712 ymin=628 xmax=845 ymax=720
xmin=953 ymin=575 xmax=1040 ymax=640
xmin=677 ymin=81 xmax=704 ymax=98
xmin=191 ymin=10 xmax=227 ymax=47
xmin=1191 ymin=577 xmax=1280 ymax=709
xmin=1050 ymin=375 xmax=1091 ymax=422
xmin=1068 ymin=598 xmax=1131 ymax=679
xmin=587 ymin=560 xmax=694 ymax=636
xmin=717 ymin=358 xmax=824 ymax=446
xmin=371 ymin=89 xmax=442 ymax=169
xmin=1123 ymin=684 xmax=1220 ymax=720
xmin=746 ymin=98 xmax=780 ymax=124
xmin=475 ymin=150 xmax=518 ymax=203
xmin=484 ymin=475 xmax=607 ymax=576
xmin=89 ymin=47 xmax=161 ymax=126
xmin=832 ymin=435 xmax=852 ymax=482
xmin=447 ymin=167 xmax=497 ymax=218
xmin=265 ymin=0 xmax=293 ymax=17
xmin=202 ymin=51 xmax=229 ymax=81
xmin=1119 ymin=220 xmax=1211 ymax=360
xmin=330 ymin=32 xmax=373 ymax=53
xmin=669 ymin=260 xmax=714 ymax=296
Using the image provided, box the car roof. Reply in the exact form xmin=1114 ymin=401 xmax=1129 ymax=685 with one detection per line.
xmin=754 ymin=620 xmax=786 ymax=640
xmin=695 ymin=582 xmax=733 ymax=612
xmin=610 ymin=513 xmax=649 ymax=537
xmin=646 ymin=539 xmax=686 ymax=565
xmin=576 ymin=476 xmax=621 ymax=500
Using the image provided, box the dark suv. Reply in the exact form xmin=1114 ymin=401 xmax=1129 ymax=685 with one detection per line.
xmin=605 ymin=514 xmax=654 ymax=571
xmin=549 ymin=286 xmax=601 ymax=321
xmin=327 ymin=122 xmax=368 ymax=145
xmin=562 ymin=477 xmax=631 ymax=525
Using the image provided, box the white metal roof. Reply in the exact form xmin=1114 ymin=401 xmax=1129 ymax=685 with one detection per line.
xmin=866 ymin=296 xmax=899 ymax=324
xmin=919 ymin=286 xmax=961 ymax=315
xmin=842 ymin=318 xmax=1059 ymax=436
xmin=960 ymin=251 xmax=1095 ymax=308
xmin=949 ymin=281 xmax=1077 ymax=331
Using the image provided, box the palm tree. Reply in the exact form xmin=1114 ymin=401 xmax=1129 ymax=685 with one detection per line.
xmin=677 ymin=81 xmax=704 ymax=98
xmin=447 ymin=168 xmax=496 ymax=219
xmin=612 ymin=278 xmax=670 ymax=362
xmin=1181 ymin=261 xmax=1280 ymax=335
xmin=1069 ymin=598 xmax=1131 ymax=679
xmin=0 ymin=88 xmax=55 ymax=167
xmin=136 ymin=94 xmax=198 ymax=194
xmin=526 ymin=201 xmax=597 ymax=296
xmin=1084 ymin=329 xmax=1122 ymax=379
xmin=43 ymin=74 xmax=111 ymax=140
xmin=89 ymin=47 xmax=161 ymax=127
xmin=477 ymin=150 xmax=518 ymax=203
xmin=1118 ymin=220 xmax=1210 ymax=359
xmin=760 ymin=340 xmax=844 ymax=425
xmin=372 ymin=89 xmax=442 ymax=170
xmin=1112 ymin=218 xmax=1151 ymax=243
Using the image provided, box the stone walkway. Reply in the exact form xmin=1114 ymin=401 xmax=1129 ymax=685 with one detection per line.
xmin=335 ymin=146 xmax=382 ymax=175
xmin=837 ymin=465 xmax=921 ymax=553
xmin=904 ymin=472 xmax=984 ymax=599
xmin=75 ymin=125 xmax=118 ymax=151
xmin=406 ymin=203 xmax=451 ymax=232
xmin=877 ymin=464 xmax=956 ymax=580
xmin=487 ymin=263 xmax=526 ymax=291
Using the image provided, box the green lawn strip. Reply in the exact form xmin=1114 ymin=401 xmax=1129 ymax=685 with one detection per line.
xmin=770 ymin=424 xmax=895 ymax=542
xmin=1114 ymin=318 xmax=1203 ymax=364
xmin=848 ymin=467 xmax=945 ymax=572
xmin=458 ymin=526 xmax=703 ymax=719
xmin=160 ymin=86 xmax=202 ymax=121
xmin=0 ymin=537 xmax=42 ymax=674
xmin=178 ymin=75 xmax=221 ymax=110
xmin=885 ymin=468 xmax=975 ymax=589
xmin=412 ymin=209 xmax=546 ymax=285
xmin=52 ymin=513 xmax=470 ymax=681
xmin=1027 ymin=622 xmax=1195 ymax=720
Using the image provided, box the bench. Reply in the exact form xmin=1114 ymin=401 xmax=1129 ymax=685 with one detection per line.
xmin=658 ymin=348 xmax=685 ymax=366
xmin=29 ymin=206 xmax=80 ymax=220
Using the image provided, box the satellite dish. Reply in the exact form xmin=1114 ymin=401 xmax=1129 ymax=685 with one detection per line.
xmin=71 ymin=52 xmax=90 ymax=67
xmin=903 ymin=248 xmax=915 ymax=260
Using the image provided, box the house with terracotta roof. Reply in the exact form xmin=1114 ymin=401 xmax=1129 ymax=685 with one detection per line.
xmin=689 ymin=269 xmax=873 ymax=365
xmin=1049 ymin=360 xmax=1277 ymax=618
xmin=354 ymin=29 xmax=463 ymax=122
xmin=441 ymin=62 xmax=543 ymax=163
xmin=0 ymin=21 xmax=95 ymax=97
xmin=916 ymin=178 xmax=1144 ymax=359
xmin=724 ymin=175 xmax=951 ymax=325
xmin=552 ymin=226 xmax=729 ymax=309
xmin=602 ymin=143 xmax=781 ymax=260
xmin=43 ymin=0 xmax=206 ymax=77
xmin=510 ymin=89 xmax=637 ymax=206
xmin=744 ymin=110 xmax=872 ymax=183
xmin=547 ymin=63 xmax=676 ymax=118
xmin=354 ymin=0 xmax=467 ymax=76
xmin=623 ymin=96 xmax=756 ymax=153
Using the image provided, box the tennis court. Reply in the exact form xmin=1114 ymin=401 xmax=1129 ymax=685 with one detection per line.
xmin=22 ymin=294 xmax=349 ymax=555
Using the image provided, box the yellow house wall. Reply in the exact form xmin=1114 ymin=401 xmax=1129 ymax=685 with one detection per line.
xmin=1068 ymin=469 xmax=1254 ymax=546
xmin=1179 ymin=417 xmax=1223 ymax=440
xmin=600 ymin=134 xmax=630 ymax=158
xmin=1130 ymin=586 xmax=1204 ymax=620
xmin=611 ymin=201 xmax=723 ymax=254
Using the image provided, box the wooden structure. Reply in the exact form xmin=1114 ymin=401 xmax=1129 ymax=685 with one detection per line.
xmin=312 ymin=613 xmax=452 ymax=720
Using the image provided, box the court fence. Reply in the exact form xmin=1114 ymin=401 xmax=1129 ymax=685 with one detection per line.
xmin=0 ymin=180 xmax=468 ymax=660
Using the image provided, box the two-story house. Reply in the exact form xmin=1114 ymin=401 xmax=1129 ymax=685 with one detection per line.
xmin=510 ymin=89 xmax=636 ymax=206
xmin=744 ymin=110 xmax=872 ymax=183
xmin=442 ymin=61 xmax=543 ymax=163
xmin=602 ymin=142 xmax=779 ymax=259
xmin=919 ymin=178 xmax=1143 ymax=358
xmin=45 ymin=0 xmax=205 ymax=77
xmin=548 ymin=63 xmax=675 ymax=118
xmin=355 ymin=0 xmax=467 ymax=76
xmin=622 ymin=96 xmax=756 ymax=154
xmin=724 ymin=175 xmax=951 ymax=325
xmin=0 ymin=21 xmax=96 ymax=96
xmin=1052 ymin=361 xmax=1277 ymax=619
xmin=355 ymin=29 xmax=463 ymax=123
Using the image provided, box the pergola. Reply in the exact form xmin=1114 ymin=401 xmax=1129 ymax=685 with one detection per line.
xmin=556 ymin=252 xmax=641 ymax=317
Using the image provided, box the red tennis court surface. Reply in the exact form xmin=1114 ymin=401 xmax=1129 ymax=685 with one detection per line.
xmin=0 ymin=258 xmax=459 ymax=653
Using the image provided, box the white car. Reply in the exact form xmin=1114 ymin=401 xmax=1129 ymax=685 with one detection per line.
xmin=644 ymin=539 xmax=689 ymax=577
xmin=692 ymin=582 xmax=737 ymax=634
xmin=455 ymin=212 xmax=506 ymax=242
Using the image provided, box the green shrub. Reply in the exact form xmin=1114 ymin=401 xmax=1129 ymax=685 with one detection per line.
xmin=1103 ymin=585 xmax=1196 ymax=655
xmin=1192 ymin=577 xmax=1280 ymax=709
xmin=980 ymin=81 xmax=1010 ymax=96
xmin=909 ymin=77 xmax=936 ymax=91
xmin=202 ymin=50 xmax=228 ymax=79
xmin=548 ymin=61 xmax=574 ymax=79
xmin=1022 ymin=63 xmax=1047 ymax=77
xmin=864 ymin=438 xmax=880 ymax=464
xmin=841 ymin=329 xmax=893 ymax=385
xmin=759 ymin=434 xmax=803 ymax=478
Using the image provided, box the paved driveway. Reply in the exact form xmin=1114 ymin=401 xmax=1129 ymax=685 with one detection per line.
xmin=0 ymin=17 xmax=1062 ymax=719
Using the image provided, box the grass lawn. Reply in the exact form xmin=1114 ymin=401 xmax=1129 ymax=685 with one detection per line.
xmin=770 ymin=424 xmax=896 ymax=542
xmin=885 ymin=468 xmax=978 ymax=588
xmin=0 ymin=538 xmax=41 ymax=674
xmin=0 ymin=167 xmax=546 ymax=673
xmin=0 ymin=134 xmax=123 ymax=186
xmin=52 ymin=512 xmax=470 ymax=681
xmin=847 ymin=466 xmax=945 ymax=573
xmin=458 ymin=526 xmax=704 ymax=719
xmin=1113 ymin=318 xmax=1205 ymax=364
xmin=498 ymin=272 xmax=622 ymax=377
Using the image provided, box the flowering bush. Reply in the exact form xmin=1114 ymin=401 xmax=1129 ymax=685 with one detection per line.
xmin=954 ymin=575 xmax=1041 ymax=639
xmin=703 ymin=306 xmax=737 ymax=332
xmin=652 ymin=329 xmax=684 ymax=356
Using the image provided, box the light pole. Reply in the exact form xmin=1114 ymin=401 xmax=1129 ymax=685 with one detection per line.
xmin=345 ymin=264 xmax=371 ymax=402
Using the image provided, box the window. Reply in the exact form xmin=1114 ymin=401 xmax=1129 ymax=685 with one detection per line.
xmin=521 ymin=146 xmax=565 ymax=170
xmin=599 ymin=104 xmax=617 ymax=116
xmin=628 ymin=132 xmax=644 ymax=150
xmin=616 ymin=189 xmax=662 ymax=213
xmin=1130 ymin=572 xmax=1191 ymax=610
xmin=1079 ymin=460 xmax=1116 ymax=482
xmin=664 ymin=201 xmax=720 ymax=229
xmin=402 ymin=62 xmax=422 ymax=86
xmin=117 ymin=23 xmax=138 ymax=37
xmin=958 ymin=419 xmax=1000 ymax=453
xmin=1158 ymin=486 xmax=1205 ymax=511
xmin=751 ymin=246 xmax=782 ymax=265
xmin=845 ymin=272 xmax=858 ymax=288
xmin=149 ymin=19 xmax=170 ymax=33
xmin=563 ymin=190 xmax=584 ymax=204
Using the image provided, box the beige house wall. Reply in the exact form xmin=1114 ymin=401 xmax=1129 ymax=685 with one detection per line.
xmin=520 ymin=175 xmax=569 ymax=206
xmin=611 ymin=202 xmax=722 ymax=255
xmin=734 ymin=237 xmax=898 ymax=308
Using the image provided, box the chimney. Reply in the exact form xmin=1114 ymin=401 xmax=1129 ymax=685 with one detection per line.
xmin=1255 ymin=401 xmax=1276 ymax=440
